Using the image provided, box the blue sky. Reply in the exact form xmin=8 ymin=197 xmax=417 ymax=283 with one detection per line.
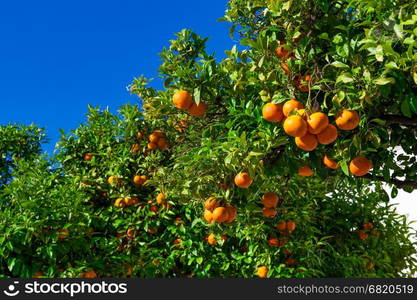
xmin=0 ymin=1 xmax=234 ymax=153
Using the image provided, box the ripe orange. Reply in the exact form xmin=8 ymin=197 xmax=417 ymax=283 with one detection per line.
xmin=262 ymin=103 xmax=284 ymax=123
xmin=283 ymin=115 xmax=308 ymax=137
xmin=147 ymin=142 xmax=158 ymax=150
xmin=173 ymin=90 xmax=193 ymax=110
xmin=108 ymin=176 xmax=122 ymax=185
xmin=257 ymin=266 xmax=268 ymax=278
xmin=225 ymin=205 xmax=237 ymax=223
xmin=262 ymin=208 xmax=277 ymax=218
xmin=280 ymin=56 xmax=296 ymax=74
xmin=150 ymin=205 xmax=159 ymax=213
xmin=152 ymin=130 xmax=164 ymax=138
xmin=124 ymin=197 xmax=138 ymax=206
xmin=363 ymin=222 xmax=374 ymax=230
xmin=136 ymin=132 xmax=144 ymax=139
xmin=204 ymin=209 xmax=214 ymax=223
xmin=285 ymin=258 xmax=296 ymax=266
xmin=114 ymin=198 xmax=126 ymax=208
xmin=157 ymin=138 xmax=169 ymax=150
xmin=307 ymin=112 xmax=329 ymax=134
xmin=295 ymin=133 xmax=318 ymax=151
xmin=358 ymin=230 xmax=369 ymax=240
xmin=173 ymin=238 xmax=182 ymax=248
xmin=267 ymin=237 xmax=280 ymax=247
xmin=82 ymin=270 xmax=97 ymax=278
xmin=283 ymin=99 xmax=304 ymax=117
xmin=33 ymin=271 xmax=44 ymax=278
xmin=57 ymin=228 xmax=69 ymax=239
xmin=207 ymin=233 xmax=216 ymax=246
xmin=131 ymin=143 xmax=141 ymax=154
xmin=335 ymin=110 xmax=360 ymax=130
xmin=323 ymin=155 xmax=339 ymax=169
xmin=317 ymin=124 xmax=338 ymax=145
xmin=276 ymin=220 xmax=287 ymax=232
xmin=133 ymin=175 xmax=147 ymax=185
xmin=149 ymin=133 xmax=160 ymax=143
xmin=127 ymin=228 xmax=136 ymax=239
xmin=156 ymin=192 xmax=165 ymax=204
xmin=234 ymin=172 xmax=253 ymax=188
xmin=188 ymin=102 xmax=207 ymax=117
xmin=349 ymin=157 xmax=372 ymax=176
xmin=204 ymin=197 xmax=219 ymax=211
xmin=286 ymin=221 xmax=296 ymax=233
xmin=275 ymin=44 xmax=290 ymax=58
xmin=298 ymin=164 xmax=314 ymax=176
xmin=294 ymin=75 xmax=311 ymax=92
xmin=262 ymin=192 xmax=279 ymax=208
xmin=84 ymin=153 xmax=92 ymax=161
xmin=212 ymin=207 xmax=229 ymax=223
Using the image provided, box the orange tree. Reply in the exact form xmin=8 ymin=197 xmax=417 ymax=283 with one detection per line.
xmin=1 ymin=0 xmax=417 ymax=278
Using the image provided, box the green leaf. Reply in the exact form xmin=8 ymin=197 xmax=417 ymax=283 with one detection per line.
xmin=373 ymin=77 xmax=395 ymax=85
xmin=193 ymin=87 xmax=201 ymax=105
xmin=400 ymin=99 xmax=412 ymax=117
xmin=340 ymin=161 xmax=349 ymax=176
xmin=336 ymin=73 xmax=354 ymax=83
xmin=331 ymin=61 xmax=349 ymax=68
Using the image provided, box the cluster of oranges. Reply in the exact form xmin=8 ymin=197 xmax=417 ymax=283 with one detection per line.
xmin=205 ymin=233 xmax=228 ymax=246
xmin=113 ymin=197 xmax=139 ymax=208
xmin=173 ymin=90 xmax=207 ymax=117
xmin=203 ymin=197 xmax=237 ymax=224
xmin=357 ymin=222 xmax=376 ymax=240
xmin=261 ymin=192 xmax=279 ymax=218
xmin=146 ymin=130 xmax=169 ymax=151
xmin=133 ymin=174 xmax=148 ymax=185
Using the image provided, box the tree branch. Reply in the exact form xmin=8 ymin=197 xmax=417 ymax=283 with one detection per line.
xmin=361 ymin=173 xmax=417 ymax=189
xmin=380 ymin=115 xmax=417 ymax=126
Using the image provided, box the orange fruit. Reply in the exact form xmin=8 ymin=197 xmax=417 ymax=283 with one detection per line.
xmin=108 ymin=176 xmax=122 ymax=185
xmin=267 ymin=237 xmax=280 ymax=247
xmin=156 ymin=192 xmax=165 ymax=204
xmin=295 ymin=133 xmax=318 ymax=151
xmin=275 ymin=44 xmax=290 ymax=58
xmin=147 ymin=142 xmax=158 ymax=150
xmin=298 ymin=164 xmax=314 ymax=176
xmin=188 ymin=102 xmax=207 ymax=117
xmin=173 ymin=90 xmax=193 ymax=110
xmin=136 ymin=132 xmax=144 ymax=139
xmin=133 ymin=175 xmax=147 ymax=185
xmin=317 ymin=124 xmax=338 ymax=145
xmin=225 ymin=205 xmax=237 ymax=223
xmin=173 ymin=238 xmax=182 ymax=248
xmin=33 ymin=271 xmax=44 ymax=278
xmin=358 ymin=230 xmax=369 ymax=240
xmin=262 ymin=192 xmax=279 ymax=208
xmin=296 ymin=108 xmax=308 ymax=120
xmin=127 ymin=228 xmax=136 ymax=239
xmin=262 ymin=208 xmax=277 ymax=218
xmin=276 ymin=220 xmax=287 ymax=232
xmin=212 ymin=207 xmax=229 ymax=223
xmin=114 ymin=198 xmax=126 ymax=208
xmin=149 ymin=133 xmax=160 ymax=143
xmin=131 ymin=143 xmax=141 ymax=154
xmin=363 ymin=222 xmax=374 ymax=230
xmin=257 ymin=266 xmax=268 ymax=278
xmin=204 ymin=209 xmax=214 ymax=223
xmin=349 ymin=157 xmax=372 ymax=176
xmin=283 ymin=115 xmax=308 ymax=137
xmin=294 ymin=75 xmax=311 ymax=92
xmin=84 ymin=153 xmax=92 ymax=161
xmin=82 ymin=270 xmax=97 ymax=278
xmin=57 ymin=228 xmax=69 ymax=239
xmin=157 ymin=138 xmax=169 ymax=150
xmin=283 ymin=99 xmax=304 ymax=117
xmin=335 ymin=110 xmax=360 ymax=130
xmin=124 ymin=197 xmax=138 ymax=206
xmin=207 ymin=233 xmax=216 ymax=245
xmin=323 ymin=155 xmax=339 ymax=169
xmin=285 ymin=258 xmax=296 ymax=266
xmin=234 ymin=172 xmax=253 ymax=188
xmin=286 ymin=221 xmax=296 ymax=233
xmin=204 ymin=197 xmax=219 ymax=211
xmin=262 ymin=103 xmax=284 ymax=123
xmin=150 ymin=205 xmax=159 ymax=213
xmin=280 ymin=56 xmax=297 ymax=74
xmin=307 ymin=112 xmax=329 ymax=134
xmin=152 ymin=130 xmax=164 ymax=138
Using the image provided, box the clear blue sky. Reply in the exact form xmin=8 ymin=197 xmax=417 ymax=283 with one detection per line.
xmin=0 ymin=0 xmax=234 ymax=153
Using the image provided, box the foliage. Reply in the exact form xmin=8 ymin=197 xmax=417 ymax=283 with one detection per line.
xmin=1 ymin=0 xmax=417 ymax=278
